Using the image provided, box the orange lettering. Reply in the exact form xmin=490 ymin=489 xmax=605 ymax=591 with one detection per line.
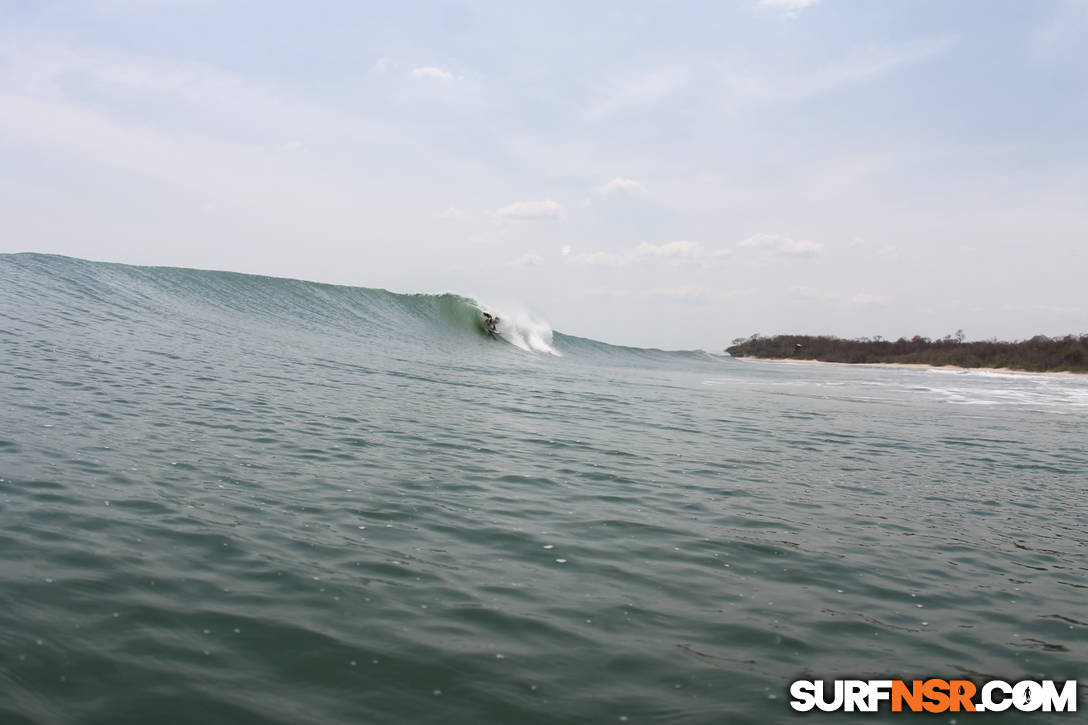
xmin=949 ymin=680 xmax=976 ymax=712
xmin=892 ymin=680 xmax=924 ymax=712
xmin=922 ymin=679 xmax=950 ymax=713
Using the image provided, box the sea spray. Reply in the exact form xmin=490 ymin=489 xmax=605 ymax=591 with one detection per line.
xmin=482 ymin=304 xmax=561 ymax=356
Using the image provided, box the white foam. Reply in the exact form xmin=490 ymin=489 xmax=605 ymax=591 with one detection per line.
xmin=486 ymin=305 xmax=560 ymax=355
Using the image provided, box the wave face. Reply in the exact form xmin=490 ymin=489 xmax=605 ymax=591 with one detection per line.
xmin=0 ymin=253 xmax=718 ymax=364
xmin=2 ymin=253 xmax=1086 ymax=725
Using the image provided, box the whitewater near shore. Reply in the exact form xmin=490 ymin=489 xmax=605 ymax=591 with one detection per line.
xmin=732 ymin=355 xmax=1088 ymax=377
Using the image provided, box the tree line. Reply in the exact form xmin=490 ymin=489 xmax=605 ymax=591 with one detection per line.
xmin=726 ymin=333 xmax=1088 ymax=373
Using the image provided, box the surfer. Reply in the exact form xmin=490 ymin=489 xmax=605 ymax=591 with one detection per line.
xmin=483 ymin=312 xmax=499 ymax=333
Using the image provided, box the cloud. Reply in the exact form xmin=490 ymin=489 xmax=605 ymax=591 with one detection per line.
xmin=589 ymin=68 xmax=688 ymax=118
xmin=759 ymin=0 xmax=820 ymax=7
xmin=644 ymin=285 xmax=714 ymax=302
xmin=598 ymin=177 xmax=648 ymax=196
xmin=1032 ymin=303 xmax=1084 ymax=317
xmin=617 ymin=70 xmax=687 ymax=104
xmin=581 ymin=287 xmax=631 ymax=299
xmin=0 ymin=34 xmax=395 ymax=148
xmin=787 ymin=287 xmax=890 ymax=306
xmin=759 ymin=0 xmax=821 ymax=17
xmin=1029 ymin=0 xmax=1088 ymax=64
xmin=632 ymin=240 xmax=702 ymax=263
xmin=438 ymin=207 xmax=467 ymax=220
xmin=570 ymin=251 xmax=625 ymax=267
xmin=512 ymin=253 xmax=545 ymax=267
xmin=411 ymin=66 xmax=453 ymax=81
xmin=738 ymin=233 xmax=824 ymax=257
xmin=582 ymin=285 xmax=715 ymax=302
xmin=847 ymin=236 xmax=899 ymax=256
xmin=494 ymin=199 xmax=564 ymax=220
xmin=850 ymin=293 xmax=890 ymax=306
xmin=787 ymin=285 xmax=836 ymax=302
xmin=571 ymin=241 xmax=729 ymax=268
xmin=722 ymin=35 xmax=957 ymax=104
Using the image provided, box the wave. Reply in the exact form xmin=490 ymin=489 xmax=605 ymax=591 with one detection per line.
xmin=0 ymin=253 xmax=720 ymax=367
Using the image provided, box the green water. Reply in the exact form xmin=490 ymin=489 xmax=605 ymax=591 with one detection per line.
xmin=1 ymin=254 xmax=1085 ymax=723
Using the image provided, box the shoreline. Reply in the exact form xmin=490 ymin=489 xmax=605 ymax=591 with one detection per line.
xmin=731 ymin=356 xmax=1087 ymax=378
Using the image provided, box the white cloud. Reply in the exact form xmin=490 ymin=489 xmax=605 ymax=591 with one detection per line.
xmin=787 ymin=285 xmax=836 ymax=302
xmin=847 ymin=236 xmax=899 ymax=256
xmin=721 ymin=35 xmax=957 ymax=104
xmin=598 ymin=177 xmax=648 ymax=196
xmin=494 ymin=199 xmax=564 ymax=220
xmin=512 ymin=253 xmax=545 ymax=267
xmin=760 ymin=0 xmax=820 ymax=7
xmin=571 ymin=251 xmax=626 ymax=266
xmin=632 ymin=240 xmax=702 ymax=263
xmin=1029 ymin=0 xmax=1088 ymax=64
xmin=571 ymin=241 xmax=729 ymax=268
xmin=644 ymin=285 xmax=713 ymax=302
xmin=820 ymin=36 xmax=957 ymax=91
xmin=786 ymin=287 xmax=890 ymax=306
xmin=582 ymin=285 xmax=715 ymax=302
xmin=589 ymin=68 xmax=689 ymax=118
xmin=620 ymin=70 xmax=687 ymax=104
xmin=759 ymin=0 xmax=821 ymax=16
xmin=739 ymin=233 xmax=824 ymax=257
xmin=438 ymin=207 xmax=467 ymax=220
xmin=1032 ymin=303 xmax=1084 ymax=317
xmin=851 ymin=293 xmax=890 ymax=306
xmin=411 ymin=66 xmax=453 ymax=81
xmin=581 ymin=287 xmax=631 ymax=300
xmin=0 ymin=34 xmax=395 ymax=147
xmin=0 ymin=35 xmax=435 ymax=270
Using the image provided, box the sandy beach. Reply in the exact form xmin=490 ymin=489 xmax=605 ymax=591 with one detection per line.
xmin=732 ymin=356 xmax=1087 ymax=377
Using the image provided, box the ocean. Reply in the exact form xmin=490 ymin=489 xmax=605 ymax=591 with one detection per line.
xmin=1 ymin=253 xmax=1085 ymax=724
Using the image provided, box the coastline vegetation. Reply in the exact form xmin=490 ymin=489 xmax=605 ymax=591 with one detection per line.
xmin=726 ymin=332 xmax=1088 ymax=373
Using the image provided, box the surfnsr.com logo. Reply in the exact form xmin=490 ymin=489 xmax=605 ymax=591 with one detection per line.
xmin=789 ymin=679 xmax=1078 ymax=713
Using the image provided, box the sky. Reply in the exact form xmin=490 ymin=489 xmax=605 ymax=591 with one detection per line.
xmin=1 ymin=0 xmax=1086 ymax=350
